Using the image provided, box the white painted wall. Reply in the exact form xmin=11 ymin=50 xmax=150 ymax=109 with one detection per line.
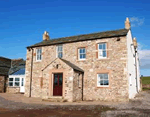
xmin=126 ymin=30 xmax=140 ymax=99
xmin=135 ymin=49 xmax=141 ymax=92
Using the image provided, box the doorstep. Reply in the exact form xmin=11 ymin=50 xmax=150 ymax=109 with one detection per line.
xmin=42 ymin=96 xmax=67 ymax=102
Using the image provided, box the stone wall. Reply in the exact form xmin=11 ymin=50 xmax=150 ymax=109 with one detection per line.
xmin=6 ymin=87 xmax=20 ymax=93
xmin=73 ymin=71 xmax=83 ymax=102
xmin=24 ymin=49 xmax=32 ymax=97
xmin=0 ymin=76 xmax=5 ymax=92
xmin=25 ymin=36 xmax=129 ymax=101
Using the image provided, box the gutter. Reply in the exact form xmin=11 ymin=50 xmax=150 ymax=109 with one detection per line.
xmin=29 ymin=48 xmax=34 ymax=97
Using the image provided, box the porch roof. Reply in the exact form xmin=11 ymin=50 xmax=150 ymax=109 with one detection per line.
xmin=60 ymin=59 xmax=84 ymax=73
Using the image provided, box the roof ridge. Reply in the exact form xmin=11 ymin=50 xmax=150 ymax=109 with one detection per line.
xmin=0 ymin=56 xmax=11 ymax=60
xmin=27 ymin=28 xmax=129 ymax=48
xmin=12 ymin=58 xmax=23 ymax=61
xmin=48 ymin=28 xmax=127 ymax=41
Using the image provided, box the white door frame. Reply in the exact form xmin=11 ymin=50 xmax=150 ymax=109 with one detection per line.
xmin=20 ymin=76 xmax=25 ymax=93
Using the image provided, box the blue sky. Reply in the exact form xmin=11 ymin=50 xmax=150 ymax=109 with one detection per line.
xmin=0 ymin=0 xmax=150 ymax=76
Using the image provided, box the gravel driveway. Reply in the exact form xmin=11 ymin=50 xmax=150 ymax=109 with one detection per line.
xmin=101 ymin=91 xmax=150 ymax=117
xmin=0 ymin=95 xmax=46 ymax=110
xmin=0 ymin=91 xmax=150 ymax=116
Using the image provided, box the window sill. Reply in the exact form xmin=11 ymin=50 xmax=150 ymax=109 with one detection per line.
xmin=8 ymin=86 xmax=20 ymax=88
xmin=35 ymin=60 xmax=42 ymax=62
xmin=97 ymin=86 xmax=110 ymax=88
xmin=97 ymin=58 xmax=110 ymax=60
xmin=77 ymin=59 xmax=87 ymax=62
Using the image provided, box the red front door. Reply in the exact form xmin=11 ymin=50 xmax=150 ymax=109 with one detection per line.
xmin=53 ymin=73 xmax=63 ymax=96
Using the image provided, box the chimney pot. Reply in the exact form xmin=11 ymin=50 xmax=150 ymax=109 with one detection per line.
xmin=125 ymin=17 xmax=131 ymax=30
xmin=133 ymin=37 xmax=137 ymax=49
xmin=43 ymin=31 xmax=50 ymax=41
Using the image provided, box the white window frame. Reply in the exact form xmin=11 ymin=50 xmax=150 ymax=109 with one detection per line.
xmin=21 ymin=77 xmax=24 ymax=87
xmin=8 ymin=78 xmax=14 ymax=87
xmin=78 ymin=48 xmax=86 ymax=60
xmin=8 ymin=77 xmax=20 ymax=87
xmin=97 ymin=73 xmax=109 ymax=87
xmin=98 ymin=43 xmax=107 ymax=59
xmin=56 ymin=45 xmax=63 ymax=58
xmin=8 ymin=75 xmax=25 ymax=87
xmin=36 ymin=48 xmax=42 ymax=61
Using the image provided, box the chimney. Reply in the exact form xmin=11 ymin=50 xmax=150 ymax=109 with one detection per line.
xmin=133 ymin=37 xmax=137 ymax=49
xmin=125 ymin=17 xmax=131 ymax=30
xmin=43 ymin=31 xmax=50 ymax=41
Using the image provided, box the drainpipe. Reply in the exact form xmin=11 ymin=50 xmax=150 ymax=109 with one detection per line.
xmin=134 ymin=48 xmax=139 ymax=93
xmin=29 ymin=48 xmax=34 ymax=97
xmin=82 ymin=73 xmax=84 ymax=101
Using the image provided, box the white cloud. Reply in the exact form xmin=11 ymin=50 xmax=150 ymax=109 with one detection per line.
xmin=129 ymin=17 xmax=144 ymax=27
xmin=139 ymin=50 xmax=150 ymax=60
xmin=138 ymin=43 xmax=150 ymax=69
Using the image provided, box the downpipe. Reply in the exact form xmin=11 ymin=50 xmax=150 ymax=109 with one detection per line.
xmin=29 ymin=48 xmax=34 ymax=97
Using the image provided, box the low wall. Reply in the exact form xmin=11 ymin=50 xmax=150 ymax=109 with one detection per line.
xmin=6 ymin=87 xmax=20 ymax=93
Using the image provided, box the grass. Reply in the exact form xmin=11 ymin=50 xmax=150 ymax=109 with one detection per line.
xmin=142 ymin=76 xmax=150 ymax=91
xmin=143 ymin=88 xmax=150 ymax=91
xmin=142 ymin=76 xmax=150 ymax=85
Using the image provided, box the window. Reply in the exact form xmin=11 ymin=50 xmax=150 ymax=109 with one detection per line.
xmin=36 ymin=48 xmax=42 ymax=61
xmin=57 ymin=45 xmax=63 ymax=58
xmin=9 ymin=78 xmax=13 ymax=86
xmin=78 ymin=48 xmax=86 ymax=60
xmin=97 ymin=73 xmax=109 ymax=87
xmin=21 ymin=78 xmax=24 ymax=86
xmin=15 ymin=78 xmax=20 ymax=86
xmin=8 ymin=78 xmax=20 ymax=87
xmin=98 ymin=43 xmax=107 ymax=58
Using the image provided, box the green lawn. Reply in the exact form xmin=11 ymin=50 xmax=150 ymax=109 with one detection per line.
xmin=142 ymin=76 xmax=150 ymax=91
xmin=142 ymin=76 xmax=150 ymax=85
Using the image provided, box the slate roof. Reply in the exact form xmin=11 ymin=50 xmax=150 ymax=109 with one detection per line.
xmin=0 ymin=57 xmax=26 ymax=76
xmin=9 ymin=59 xmax=26 ymax=75
xmin=27 ymin=29 xmax=129 ymax=48
xmin=60 ymin=59 xmax=84 ymax=72
xmin=10 ymin=68 xmax=25 ymax=75
xmin=11 ymin=59 xmax=25 ymax=67
xmin=0 ymin=56 xmax=11 ymax=76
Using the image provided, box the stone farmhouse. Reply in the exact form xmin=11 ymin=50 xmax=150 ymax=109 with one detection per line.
xmin=25 ymin=18 xmax=141 ymax=102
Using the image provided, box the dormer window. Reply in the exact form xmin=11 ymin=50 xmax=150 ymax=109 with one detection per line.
xmin=57 ymin=45 xmax=63 ymax=58
xmin=36 ymin=48 xmax=42 ymax=61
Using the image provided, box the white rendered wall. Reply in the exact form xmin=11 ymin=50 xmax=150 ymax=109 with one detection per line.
xmin=135 ymin=49 xmax=141 ymax=92
xmin=127 ymin=30 xmax=138 ymax=99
